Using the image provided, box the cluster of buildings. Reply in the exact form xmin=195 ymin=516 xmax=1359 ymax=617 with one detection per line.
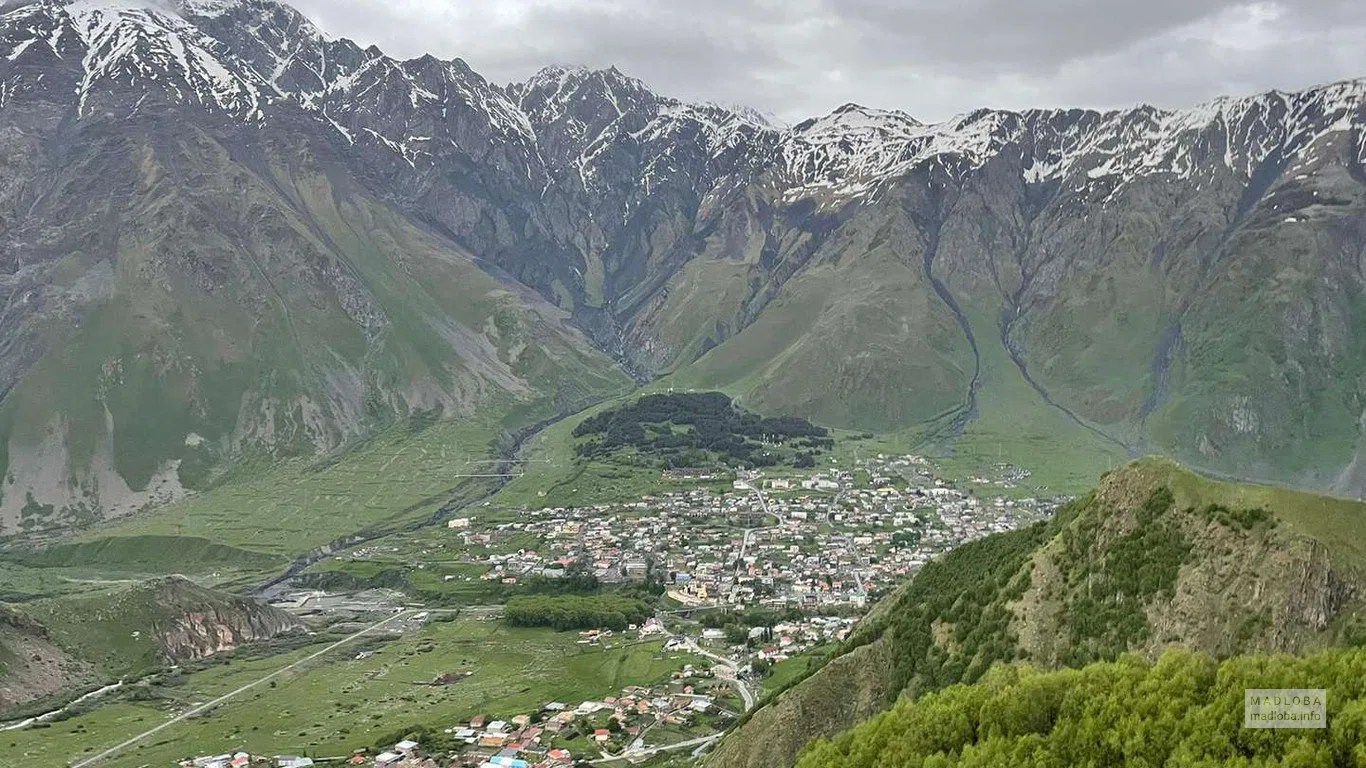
xmin=377 ymin=672 xmax=728 ymax=768
xmin=178 ymin=667 xmax=733 ymax=768
xmin=180 ymin=755 xmax=313 ymax=768
xmin=717 ymin=616 xmax=859 ymax=663
xmin=463 ymin=455 xmax=1058 ymax=611
xmin=179 ymin=456 xmax=1063 ymax=768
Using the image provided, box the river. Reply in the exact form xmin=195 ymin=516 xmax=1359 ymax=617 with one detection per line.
xmin=0 ymin=680 xmax=125 ymax=732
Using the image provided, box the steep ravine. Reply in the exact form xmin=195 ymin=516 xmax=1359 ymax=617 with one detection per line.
xmin=918 ymin=196 xmax=981 ymax=437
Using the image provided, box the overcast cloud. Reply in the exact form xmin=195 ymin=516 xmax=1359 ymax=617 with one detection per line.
xmin=288 ymin=0 xmax=1366 ymax=123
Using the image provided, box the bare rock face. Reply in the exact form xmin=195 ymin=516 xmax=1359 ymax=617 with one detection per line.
xmin=1012 ymin=463 xmax=1362 ymax=663
xmin=149 ymin=578 xmax=304 ymax=661
xmin=0 ymin=576 xmax=305 ymax=712
xmin=1283 ymin=541 xmax=1354 ymax=634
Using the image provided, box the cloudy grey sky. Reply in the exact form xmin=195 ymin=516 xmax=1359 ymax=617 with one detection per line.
xmin=288 ymin=0 xmax=1366 ymax=123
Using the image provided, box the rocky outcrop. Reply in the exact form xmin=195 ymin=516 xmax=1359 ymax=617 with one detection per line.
xmin=1 ymin=576 xmax=305 ymax=711
xmin=149 ymin=578 xmax=304 ymax=661
xmin=1014 ymin=464 xmax=1362 ymax=662
xmin=0 ymin=604 xmax=96 ymax=712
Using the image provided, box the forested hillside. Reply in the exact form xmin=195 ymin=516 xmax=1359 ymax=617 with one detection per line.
xmin=708 ymin=458 xmax=1366 ymax=768
xmin=797 ymin=650 xmax=1366 ymax=768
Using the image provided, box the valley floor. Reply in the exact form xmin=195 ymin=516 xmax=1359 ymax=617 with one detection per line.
xmin=5 ymin=614 xmax=715 ymax=768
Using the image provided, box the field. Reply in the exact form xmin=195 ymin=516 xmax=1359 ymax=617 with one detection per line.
xmin=2 ymin=616 xmax=707 ymax=768
xmin=760 ymin=645 xmax=840 ymax=697
xmin=61 ymin=418 xmax=508 ymax=567
xmin=0 ymin=562 xmax=136 ymax=603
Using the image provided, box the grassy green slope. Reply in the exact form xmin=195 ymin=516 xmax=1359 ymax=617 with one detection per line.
xmin=950 ymin=307 xmax=1132 ymax=492
xmin=708 ymin=459 xmax=1366 ymax=768
xmin=70 ymin=418 xmax=505 ymax=564
xmin=1009 ymin=184 xmax=1366 ymax=493
xmin=1106 ymin=456 xmax=1366 ymax=573
xmin=1145 ymin=246 xmax=1366 ymax=488
xmin=674 ymin=256 xmax=974 ymax=432
xmin=665 ymin=258 xmax=1128 ymax=494
xmin=0 ymin=124 xmax=630 ymax=534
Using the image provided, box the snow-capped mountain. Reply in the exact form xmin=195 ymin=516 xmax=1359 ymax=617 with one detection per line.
xmin=4 ymin=0 xmax=1364 ymax=210
xmin=2 ymin=0 xmax=1366 ymax=530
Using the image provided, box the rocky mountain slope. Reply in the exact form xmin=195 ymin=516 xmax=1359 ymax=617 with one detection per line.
xmin=0 ymin=0 xmax=632 ymax=531
xmin=0 ymin=603 xmax=94 ymax=712
xmin=707 ymin=458 xmax=1366 ymax=768
xmin=1 ymin=575 xmax=302 ymax=711
xmin=1 ymin=0 xmax=1365 ymax=528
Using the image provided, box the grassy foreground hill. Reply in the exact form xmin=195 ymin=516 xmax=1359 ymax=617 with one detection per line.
xmin=0 ymin=577 xmax=302 ymax=713
xmin=707 ymin=458 xmax=1366 ymax=768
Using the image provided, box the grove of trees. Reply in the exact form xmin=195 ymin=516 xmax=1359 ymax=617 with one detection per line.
xmin=572 ymin=392 xmax=832 ymax=469
xmin=503 ymin=595 xmax=652 ymax=631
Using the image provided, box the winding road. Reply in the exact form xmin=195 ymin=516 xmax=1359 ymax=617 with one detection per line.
xmin=592 ymin=636 xmax=757 ymax=764
xmin=681 ymin=637 xmax=756 ymax=711
xmin=730 ymin=482 xmax=785 ymax=603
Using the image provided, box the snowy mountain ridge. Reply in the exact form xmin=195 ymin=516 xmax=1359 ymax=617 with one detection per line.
xmin=1 ymin=0 xmax=1364 ymax=204
xmin=2 ymin=0 xmax=1366 ymax=527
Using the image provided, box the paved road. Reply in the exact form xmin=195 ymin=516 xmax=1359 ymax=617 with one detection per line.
xmin=730 ymin=482 xmax=785 ymax=602
xmin=682 ymin=637 xmax=756 ymax=711
xmin=592 ymin=636 xmax=759 ymax=764
xmin=592 ymin=732 xmax=725 ymax=764
xmin=69 ymin=609 xmax=423 ymax=768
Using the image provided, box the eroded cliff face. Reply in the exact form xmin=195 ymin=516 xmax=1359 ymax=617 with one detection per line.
xmin=1 ymin=576 xmax=306 ymax=711
xmin=1011 ymin=468 xmax=1360 ymax=666
xmin=142 ymin=576 xmax=303 ymax=662
xmin=154 ymin=602 xmax=304 ymax=661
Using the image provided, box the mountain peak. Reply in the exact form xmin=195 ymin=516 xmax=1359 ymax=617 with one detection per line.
xmin=793 ymin=102 xmax=924 ymax=137
xmin=705 ymin=100 xmax=784 ymax=130
xmin=60 ymin=0 xmax=235 ymax=16
xmin=55 ymin=0 xmax=323 ymax=39
xmin=517 ymin=63 xmax=654 ymax=99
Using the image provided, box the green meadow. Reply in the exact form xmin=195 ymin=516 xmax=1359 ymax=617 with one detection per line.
xmin=3 ymin=616 xmax=707 ymax=768
xmin=59 ymin=418 xmax=508 ymax=572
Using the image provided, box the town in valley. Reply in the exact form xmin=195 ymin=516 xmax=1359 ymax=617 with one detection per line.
xmin=176 ymin=454 xmax=1061 ymax=768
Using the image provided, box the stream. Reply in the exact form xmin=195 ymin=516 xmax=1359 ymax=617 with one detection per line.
xmin=0 ymin=680 xmax=124 ymax=731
